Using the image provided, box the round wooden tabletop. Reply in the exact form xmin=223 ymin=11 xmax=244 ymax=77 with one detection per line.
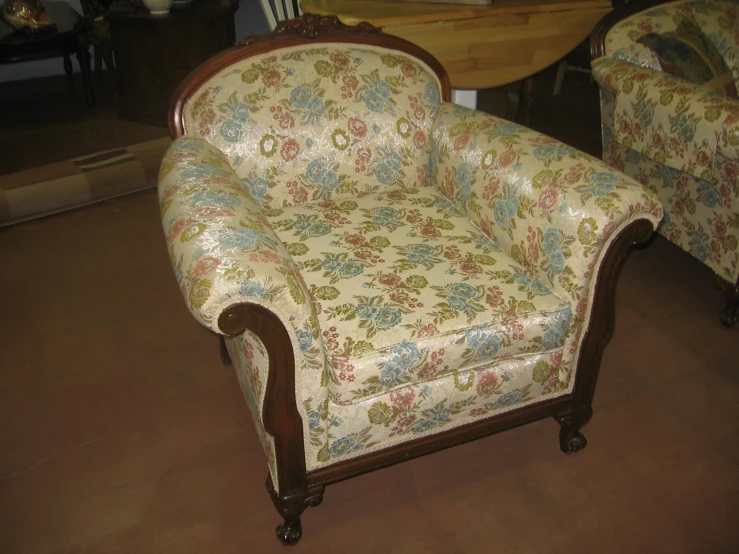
xmin=299 ymin=0 xmax=611 ymax=89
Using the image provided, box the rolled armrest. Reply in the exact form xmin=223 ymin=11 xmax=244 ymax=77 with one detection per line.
xmin=158 ymin=136 xmax=315 ymax=336
xmin=592 ymin=57 xmax=739 ymax=176
xmin=429 ymin=103 xmax=663 ymax=307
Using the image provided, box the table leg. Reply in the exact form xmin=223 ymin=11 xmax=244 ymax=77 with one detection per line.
xmin=505 ymin=77 xmax=533 ymax=126
xmin=451 ymin=89 xmax=477 ymax=110
xmin=63 ymin=53 xmax=74 ymax=98
xmin=520 ymin=76 xmax=533 ymax=126
xmin=76 ymin=37 xmax=95 ymax=110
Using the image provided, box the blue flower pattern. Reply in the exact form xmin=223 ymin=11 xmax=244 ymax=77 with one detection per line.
xmin=244 ymin=175 xmax=268 ymax=204
xmin=690 ymin=229 xmax=710 ymax=261
xmin=329 ymin=436 xmax=365 ymax=458
xmin=305 ymin=160 xmax=339 ymax=196
xmin=379 ymin=340 xmax=421 ymax=387
xmin=296 ymin=330 xmax=314 ymax=352
xmin=541 ymin=307 xmax=571 ymax=350
xmin=220 ymin=227 xmax=270 ymax=250
xmin=541 ymin=228 xmax=566 ymax=276
xmin=406 ymin=243 xmax=437 ymax=265
xmin=698 ymin=180 xmax=718 ymax=207
xmin=465 ymin=327 xmax=503 ymax=360
xmin=493 ymin=184 xmax=520 ymax=229
xmin=446 ymin=282 xmax=478 ymax=312
xmin=363 ymin=78 xmax=392 ymax=112
xmin=354 ymin=297 xmax=403 ymax=329
xmin=456 ymin=163 xmax=472 ymax=203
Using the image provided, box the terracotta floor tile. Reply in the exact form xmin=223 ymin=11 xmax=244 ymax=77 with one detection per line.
xmin=598 ymin=324 xmax=709 ymax=387
xmin=655 ymin=364 xmax=739 ymax=442
xmin=586 ymin=392 xmax=714 ymax=478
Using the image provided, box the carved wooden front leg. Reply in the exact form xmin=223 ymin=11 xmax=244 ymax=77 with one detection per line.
xmin=267 ymin=477 xmax=325 ymax=546
xmin=219 ymin=304 xmax=320 ymax=546
xmin=555 ymin=406 xmax=593 ymax=454
xmin=556 ymin=220 xmax=656 ymax=454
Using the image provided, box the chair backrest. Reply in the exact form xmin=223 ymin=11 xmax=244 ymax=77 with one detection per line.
xmin=170 ymin=15 xmax=451 ymax=211
xmin=602 ymin=0 xmax=739 ymax=73
xmin=260 ymin=0 xmax=301 ymax=30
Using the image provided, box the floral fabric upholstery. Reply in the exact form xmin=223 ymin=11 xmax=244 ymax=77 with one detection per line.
xmin=636 ymin=17 xmax=738 ymax=97
xmin=603 ymin=0 xmax=739 ymax=85
xmin=605 ymin=140 xmax=739 ymax=280
xmin=264 ymin=186 xmax=571 ymax=405
xmin=594 ymin=0 xmax=739 ymax=283
xmin=594 ymin=58 xmax=739 ymax=181
xmin=224 ymin=332 xmax=280 ymax=492
xmin=159 ymin=41 xmax=663 ymax=491
xmin=427 ymin=104 xmax=664 ymax=386
xmin=181 ymin=44 xmax=442 ymax=210
xmin=159 ymin=136 xmax=328 ymax=482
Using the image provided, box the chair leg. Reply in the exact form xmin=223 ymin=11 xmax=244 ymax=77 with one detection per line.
xmin=554 ymin=405 xmax=593 ymax=454
xmin=717 ymin=275 xmax=739 ymax=327
xmin=76 ymin=40 xmax=94 ymax=109
xmin=553 ymin=59 xmax=567 ymax=95
xmin=219 ymin=304 xmax=319 ymax=544
xmin=63 ymin=54 xmax=74 ymax=98
xmin=267 ymin=477 xmax=324 ymax=546
xmin=95 ymin=46 xmax=103 ymax=84
xmin=103 ymin=48 xmax=116 ymax=74
xmin=505 ymin=77 xmax=534 ymax=125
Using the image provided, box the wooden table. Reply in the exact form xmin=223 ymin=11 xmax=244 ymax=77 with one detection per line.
xmin=300 ymin=0 xmax=611 ymax=116
xmin=0 ymin=1 xmax=93 ymax=108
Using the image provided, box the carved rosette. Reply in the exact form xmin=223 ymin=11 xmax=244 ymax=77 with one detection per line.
xmin=277 ymin=13 xmax=381 ymax=38
xmin=238 ymin=13 xmax=382 ymax=46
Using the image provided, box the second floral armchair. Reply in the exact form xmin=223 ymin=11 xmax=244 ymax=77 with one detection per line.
xmin=591 ymin=0 xmax=739 ymax=325
xmin=159 ymin=15 xmax=663 ymax=546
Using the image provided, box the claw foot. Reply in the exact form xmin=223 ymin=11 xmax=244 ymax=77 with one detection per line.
xmin=720 ymin=303 xmax=738 ymax=327
xmin=276 ymin=518 xmax=302 ymax=546
xmin=555 ymin=406 xmax=592 ymax=454
xmin=559 ymin=427 xmax=588 ymax=454
xmin=716 ymin=275 xmax=738 ymax=327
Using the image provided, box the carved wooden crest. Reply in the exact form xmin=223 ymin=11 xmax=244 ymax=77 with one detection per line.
xmin=238 ymin=13 xmax=382 ymax=46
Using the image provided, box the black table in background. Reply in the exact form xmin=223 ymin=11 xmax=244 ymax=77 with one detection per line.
xmin=106 ymin=0 xmax=239 ymax=126
xmin=0 ymin=1 xmax=94 ymax=108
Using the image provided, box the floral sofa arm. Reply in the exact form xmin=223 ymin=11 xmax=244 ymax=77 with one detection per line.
xmin=592 ymin=57 xmax=739 ymax=177
xmin=158 ymin=136 xmax=317 ymax=337
xmin=428 ymin=103 xmax=664 ymax=309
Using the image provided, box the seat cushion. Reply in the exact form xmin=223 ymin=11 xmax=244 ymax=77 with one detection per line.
xmin=265 ymin=187 xmax=572 ymax=405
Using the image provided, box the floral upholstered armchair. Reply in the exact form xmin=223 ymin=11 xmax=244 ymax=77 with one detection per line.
xmin=591 ymin=0 xmax=739 ymax=325
xmin=158 ymin=15 xmax=662 ymax=545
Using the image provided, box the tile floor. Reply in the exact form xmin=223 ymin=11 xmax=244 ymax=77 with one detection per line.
xmin=0 ymin=63 xmax=737 ymax=554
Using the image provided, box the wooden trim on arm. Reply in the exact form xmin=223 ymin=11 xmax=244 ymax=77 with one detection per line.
xmin=169 ymin=13 xmax=452 ymax=138
xmin=218 ymin=302 xmax=325 ymax=544
xmin=218 ymin=304 xmax=309 ymax=500
xmin=569 ymin=219 xmax=655 ymax=405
